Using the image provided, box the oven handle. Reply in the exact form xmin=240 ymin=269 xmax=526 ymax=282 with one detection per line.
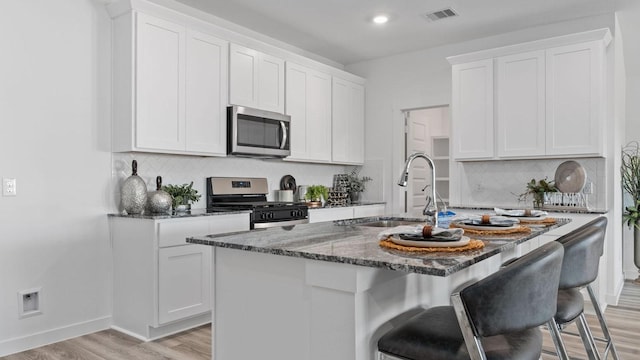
xmin=279 ymin=121 xmax=287 ymax=150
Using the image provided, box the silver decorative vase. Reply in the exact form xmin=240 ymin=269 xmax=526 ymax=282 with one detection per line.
xmin=147 ymin=176 xmax=172 ymax=214
xmin=121 ymin=160 xmax=147 ymax=214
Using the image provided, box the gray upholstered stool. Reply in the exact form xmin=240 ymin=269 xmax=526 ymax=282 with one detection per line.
xmin=377 ymin=241 xmax=564 ymax=360
xmin=548 ymin=217 xmax=619 ymax=360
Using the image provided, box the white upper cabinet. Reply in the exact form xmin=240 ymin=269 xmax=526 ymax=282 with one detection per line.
xmin=112 ymin=12 xmax=228 ymax=156
xmin=332 ymin=77 xmax=365 ymax=165
xmin=285 ymin=62 xmax=332 ymax=163
xmin=185 ymin=30 xmax=228 ymax=154
xmin=545 ymin=41 xmax=604 ymax=156
xmin=451 ymin=59 xmax=494 ymax=160
xmin=229 ymin=43 xmax=285 ymax=113
xmin=496 ymin=50 xmax=546 ymax=158
xmin=448 ymin=28 xmax=610 ymax=161
xmin=135 ymin=13 xmax=186 ymax=151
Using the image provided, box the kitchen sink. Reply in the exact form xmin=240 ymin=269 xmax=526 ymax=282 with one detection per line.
xmin=351 ymin=217 xmax=427 ymax=227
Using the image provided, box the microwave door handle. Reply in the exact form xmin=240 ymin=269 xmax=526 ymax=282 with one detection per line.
xmin=279 ymin=121 xmax=287 ymax=149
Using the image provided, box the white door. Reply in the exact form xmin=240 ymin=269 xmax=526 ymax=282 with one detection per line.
xmin=451 ymin=59 xmax=494 ymax=160
xmin=332 ymin=77 xmax=365 ymax=165
xmin=158 ymin=244 xmax=211 ymax=324
xmin=285 ymin=62 xmax=331 ymax=162
xmin=257 ymin=53 xmax=285 ymax=113
xmin=496 ymin=51 xmax=546 ymax=157
xmin=545 ymin=41 xmax=603 ymax=156
xmin=404 ymin=107 xmax=450 ymax=215
xmin=229 ymin=43 xmax=259 ymax=108
xmin=185 ymin=30 xmax=228 ymax=155
xmin=135 ymin=13 xmax=186 ymax=151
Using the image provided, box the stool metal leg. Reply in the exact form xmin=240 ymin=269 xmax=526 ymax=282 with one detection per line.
xmin=576 ymin=313 xmax=601 ymax=360
xmin=586 ymin=284 xmax=620 ymax=360
xmin=547 ymin=318 xmax=570 ymax=360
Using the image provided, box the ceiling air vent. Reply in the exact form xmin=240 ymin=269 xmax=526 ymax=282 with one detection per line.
xmin=424 ymin=7 xmax=458 ymax=22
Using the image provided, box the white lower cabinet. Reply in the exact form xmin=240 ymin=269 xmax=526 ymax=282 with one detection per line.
xmin=158 ymin=244 xmax=211 ymax=324
xmin=110 ymin=213 xmax=249 ymax=340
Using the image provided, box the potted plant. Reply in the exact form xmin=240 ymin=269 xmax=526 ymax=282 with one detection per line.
xmin=162 ymin=181 xmax=201 ymax=212
xmin=517 ymin=177 xmax=557 ymax=209
xmin=622 ymin=141 xmax=640 ymax=273
xmin=345 ymin=169 xmax=372 ymax=203
xmin=305 ymin=185 xmax=328 ymax=208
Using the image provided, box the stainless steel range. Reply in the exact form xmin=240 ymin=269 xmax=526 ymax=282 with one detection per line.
xmin=206 ymin=177 xmax=308 ymax=229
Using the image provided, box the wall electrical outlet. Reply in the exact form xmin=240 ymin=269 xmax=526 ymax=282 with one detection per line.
xmin=3 ymin=177 xmax=17 ymax=196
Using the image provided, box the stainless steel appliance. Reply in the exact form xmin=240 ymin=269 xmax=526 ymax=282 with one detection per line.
xmin=227 ymin=105 xmax=291 ymax=158
xmin=206 ymin=177 xmax=308 ymax=229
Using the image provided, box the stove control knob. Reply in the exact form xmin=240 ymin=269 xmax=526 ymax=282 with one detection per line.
xmin=267 ymin=212 xmax=274 ymax=219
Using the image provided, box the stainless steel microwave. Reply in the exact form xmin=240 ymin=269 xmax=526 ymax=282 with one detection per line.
xmin=227 ymin=105 xmax=291 ymax=158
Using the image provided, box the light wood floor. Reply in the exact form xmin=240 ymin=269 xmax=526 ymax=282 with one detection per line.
xmin=3 ymin=281 xmax=640 ymax=360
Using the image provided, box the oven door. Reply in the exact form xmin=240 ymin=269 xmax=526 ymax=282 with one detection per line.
xmin=228 ymin=106 xmax=291 ymax=157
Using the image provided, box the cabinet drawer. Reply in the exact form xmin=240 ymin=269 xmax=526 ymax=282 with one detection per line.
xmin=158 ymin=219 xmax=210 ymax=248
xmin=208 ymin=213 xmax=250 ymax=235
xmin=309 ymin=207 xmax=353 ymax=223
xmin=353 ymin=205 xmax=385 ymax=218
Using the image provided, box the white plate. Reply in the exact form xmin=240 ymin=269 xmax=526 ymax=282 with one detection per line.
xmin=452 ymin=222 xmax=520 ymax=231
xmin=389 ymin=235 xmax=471 ymax=248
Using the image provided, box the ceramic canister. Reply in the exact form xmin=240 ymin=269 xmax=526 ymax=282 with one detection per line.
xmin=121 ymin=160 xmax=147 ymax=214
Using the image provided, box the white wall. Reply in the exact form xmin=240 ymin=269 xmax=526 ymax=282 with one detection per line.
xmin=0 ymin=0 xmax=113 ymax=355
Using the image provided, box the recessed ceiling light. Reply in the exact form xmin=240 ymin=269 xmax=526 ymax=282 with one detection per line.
xmin=372 ymin=15 xmax=389 ymax=24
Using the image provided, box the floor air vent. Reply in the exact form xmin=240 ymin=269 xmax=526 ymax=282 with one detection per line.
xmin=424 ymin=7 xmax=458 ymax=22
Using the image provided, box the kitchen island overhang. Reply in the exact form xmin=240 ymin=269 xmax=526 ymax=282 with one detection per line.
xmin=187 ymin=217 xmax=571 ymax=360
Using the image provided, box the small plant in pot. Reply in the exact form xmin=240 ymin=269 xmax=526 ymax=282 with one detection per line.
xmin=162 ymin=182 xmax=201 ymax=212
xmin=516 ymin=177 xmax=557 ymax=209
xmin=305 ymin=185 xmax=328 ymax=208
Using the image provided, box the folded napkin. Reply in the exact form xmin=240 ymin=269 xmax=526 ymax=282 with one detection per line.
xmin=377 ymin=225 xmax=464 ymax=241
xmin=494 ymin=208 xmax=547 ymax=217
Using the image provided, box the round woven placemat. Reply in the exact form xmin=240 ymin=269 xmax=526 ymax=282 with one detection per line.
xmin=448 ymin=224 xmax=532 ymax=235
xmin=517 ymin=217 xmax=557 ymax=225
xmin=379 ymin=238 xmax=485 ymax=253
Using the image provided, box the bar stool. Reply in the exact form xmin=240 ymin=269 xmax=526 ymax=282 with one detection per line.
xmin=549 ymin=217 xmax=619 ymax=360
xmin=377 ymin=241 xmax=564 ymax=360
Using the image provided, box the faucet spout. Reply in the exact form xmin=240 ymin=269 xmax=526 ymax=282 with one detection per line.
xmin=397 ymin=152 xmax=439 ymax=227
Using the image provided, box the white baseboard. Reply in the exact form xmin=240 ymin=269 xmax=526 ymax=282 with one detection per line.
xmin=624 ymin=267 xmax=639 ymax=280
xmin=606 ymin=277 xmax=625 ymax=307
xmin=0 ymin=316 xmax=111 ymax=357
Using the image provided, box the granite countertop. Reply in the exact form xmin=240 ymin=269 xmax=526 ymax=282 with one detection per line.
xmin=108 ymin=202 xmax=385 ymax=220
xmin=187 ymin=216 xmax=570 ymax=277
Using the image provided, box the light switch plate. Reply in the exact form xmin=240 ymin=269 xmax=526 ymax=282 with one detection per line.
xmin=3 ymin=177 xmax=16 ymax=196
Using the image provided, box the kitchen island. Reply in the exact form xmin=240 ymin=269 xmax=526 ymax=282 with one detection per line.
xmin=187 ymin=216 xmax=569 ymax=360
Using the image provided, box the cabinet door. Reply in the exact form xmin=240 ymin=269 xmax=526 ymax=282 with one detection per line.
xmin=258 ymin=53 xmax=285 ymax=113
xmin=496 ymin=51 xmax=545 ymax=157
xmin=332 ymin=77 xmax=365 ymax=164
xmin=229 ymin=44 xmax=259 ymax=108
xmin=158 ymin=244 xmax=211 ymax=324
xmin=545 ymin=41 xmax=603 ymax=156
xmin=285 ymin=63 xmax=332 ymax=162
xmin=185 ymin=30 xmax=228 ymax=155
xmin=136 ymin=13 xmax=186 ymax=151
xmin=451 ymin=59 xmax=494 ymax=160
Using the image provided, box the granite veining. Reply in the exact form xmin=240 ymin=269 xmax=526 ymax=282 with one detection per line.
xmin=188 ymin=216 xmax=571 ymax=277
xmin=450 ymin=205 xmax=607 ymax=215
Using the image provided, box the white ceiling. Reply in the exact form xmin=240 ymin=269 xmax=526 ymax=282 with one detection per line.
xmin=174 ymin=0 xmax=614 ymax=65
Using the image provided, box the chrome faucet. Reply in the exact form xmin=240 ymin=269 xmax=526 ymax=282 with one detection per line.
xmin=398 ymin=152 xmax=438 ymax=227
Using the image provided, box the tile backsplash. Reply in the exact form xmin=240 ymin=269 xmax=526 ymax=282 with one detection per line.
xmin=454 ymin=157 xmax=605 ymax=210
xmin=111 ymin=153 xmax=349 ymax=212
